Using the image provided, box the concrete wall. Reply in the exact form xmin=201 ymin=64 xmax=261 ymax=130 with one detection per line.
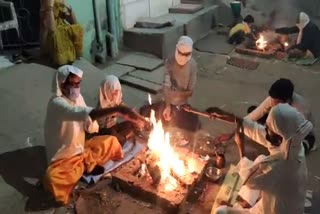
xmin=67 ymin=0 xmax=96 ymax=60
xmin=120 ymin=0 xmax=180 ymax=29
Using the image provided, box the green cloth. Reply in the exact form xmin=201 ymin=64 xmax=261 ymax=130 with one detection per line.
xmin=211 ymin=165 xmax=244 ymax=212
xmin=286 ymin=57 xmax=318 ymax=66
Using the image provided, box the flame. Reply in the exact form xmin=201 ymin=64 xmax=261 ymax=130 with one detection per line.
xmin=284 ymin=42 xmax=289 ymax=47
xmin=147 ymin=109 xmax=194 ymax=191
xmin=256 ymin=34 xmax=267 ymax=50
xmin=148 ymin=93 xmax=152 ymax=105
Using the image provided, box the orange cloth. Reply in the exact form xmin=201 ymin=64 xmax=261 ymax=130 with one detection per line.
xmin=44 ymin=135 xmax=123 ymax=204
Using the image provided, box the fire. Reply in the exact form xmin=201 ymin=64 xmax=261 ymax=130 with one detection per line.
xmin=148 ymin=93 xmax=152 ymax=105
xmin=256 ymin=34 xmax=267 ymax=50
xmin=284 ymin=42 xmax=289 ymax=47
xmin=147 ymin=109 xmax=194 ymax=191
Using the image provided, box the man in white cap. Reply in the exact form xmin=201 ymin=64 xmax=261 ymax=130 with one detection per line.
xmin=140 ymin=36 xmax=200 ymax=132
xmin=44 ymin=65 xmax=146 ymax=205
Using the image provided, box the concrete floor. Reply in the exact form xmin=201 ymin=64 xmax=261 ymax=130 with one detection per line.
xmin=0 ymin=48 xmax=320 ymax=213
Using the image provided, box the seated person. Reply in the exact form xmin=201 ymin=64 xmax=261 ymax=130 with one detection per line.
xmin=44 ymin=65 xmax=146 ymax=205
xmin=40 ymin=0 xmax=83 ymax=65
xmin=209 ymin=104 xmax=311 ymax=214
xmin=276 ymin=12 xmax=320 ymax=60
xmin=96 ymin=75 xmax=145 ymax=145
xmin=228 ymin=15 xmax=256 ymax=45
xmin=140 ymin=36 xmax=200 ymax=132
xmin=246 ymin=78 xmax=316 ymax=153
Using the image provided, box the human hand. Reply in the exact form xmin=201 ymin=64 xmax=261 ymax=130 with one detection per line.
xmin=134 ymin=118 xmax=146 ymax=130
xmin=163 ymin=106 xmax=172 ymax=121
xmin=179 ymin=104 xmax=191 ymax=112
xmin=118 ymin=106 xmax=138 ymax=120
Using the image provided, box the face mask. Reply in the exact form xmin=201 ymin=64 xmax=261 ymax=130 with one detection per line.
xmin=67 ymin=87 xmax=80 ymax=101
xmin=175 ymin=49 xmax=191 ymax=66
xmin=266 ymin=132 xmax=282 ymax=147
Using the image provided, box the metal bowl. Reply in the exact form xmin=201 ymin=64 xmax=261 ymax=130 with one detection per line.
xmin=205 ymin=166 xmax=222 ymax=182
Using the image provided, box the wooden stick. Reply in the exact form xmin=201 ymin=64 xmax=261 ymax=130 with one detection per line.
xmin=181 ymin=107 xmax=236 ymax=124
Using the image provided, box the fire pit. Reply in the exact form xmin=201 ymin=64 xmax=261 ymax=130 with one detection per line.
xmin=235 ymin=32 xmax=289 ymax=58
xmin=111 ymin=110 xmax=207 ymax=213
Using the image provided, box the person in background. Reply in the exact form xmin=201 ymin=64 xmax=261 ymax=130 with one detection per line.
xmin=228 ymin=15 xmax=256 ymax=45
xmin=40 ymin=0 xmax=83 ymax=65
xmin=276 ymin=12 xmax=320 ymax=60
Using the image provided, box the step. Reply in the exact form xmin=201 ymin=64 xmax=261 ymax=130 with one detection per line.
xmin=116 ymin=54 xmax=163 ymax=71
xmin=119 ymin=75 xmax=161 ymax=94
xmin=129 ymin=66 xmax=165 ymax=85
xmin=135 ymin=16 xmax=176 ymax=29
xmin=169 ymin=3 xmax=204 ymax=14
xmin=181 ymin=0 xmax=206 ymax=4
xmin=101 ymin=64 xmax=136 ymax=78
xmin=124 ymin=5 xmax=218 ymax=59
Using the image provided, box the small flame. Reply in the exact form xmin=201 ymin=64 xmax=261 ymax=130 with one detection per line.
xmin=256 ymin=34 xmax=267 ymax=50
xmin=284 ymin=42 xmax=289 ymax=47
xmin=148 ymin=93 xmax=152 ymax=105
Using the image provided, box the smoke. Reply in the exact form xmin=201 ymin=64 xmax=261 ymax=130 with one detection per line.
xmin=216 ymin=0 xmax=318 ymax=28
xmin=243 ymin=0 xmax=300 ymax=28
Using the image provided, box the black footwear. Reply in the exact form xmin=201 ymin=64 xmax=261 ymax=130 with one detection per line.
xmin=12 ymin=54 xmax=22 ymax=64
xmin=84 ymin=165 xmax=105 ymax=176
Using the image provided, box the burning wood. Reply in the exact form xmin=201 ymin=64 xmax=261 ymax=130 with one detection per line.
xmin=145 ymin=152 xmax=162 ymax=185
xmin=236 ymin=31 xmax=289 ymax=58
xmin=111 ymin=147 xmax=207 ymax=213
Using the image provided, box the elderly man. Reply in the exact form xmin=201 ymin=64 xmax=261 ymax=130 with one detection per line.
xmin=209 ymin=104 xmax=311 ymax=214
xmin=44 ymin=65 xmax=146 ymax=205
xmin=246 ymin=78 xmax=316 ymax=153
xmin=140 ymin=36 xmax=200 ymax=132
xmin=276 ymin=12 xmax=320 ymax=60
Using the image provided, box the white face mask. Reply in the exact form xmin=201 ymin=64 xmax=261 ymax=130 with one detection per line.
xmin=175 ymin=49 xmax=191 ymax=66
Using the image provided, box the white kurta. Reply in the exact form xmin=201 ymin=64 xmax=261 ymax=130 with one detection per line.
xmin=44 ymin=94 xmax=98 ymax=163
xmin=215 ymin=104 xmax=311 ymax=214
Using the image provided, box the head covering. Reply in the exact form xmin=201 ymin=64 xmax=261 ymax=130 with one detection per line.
xmin=266 ymin=104 xmax=313 ymax=160
xmin=296 ymin=12 xmax=310 ymax=44
xmin=53 ymin=65 xmax=83 ymax=96
xmin=175 ymin=36 xmax=193 ymax=66
xmin=99 ymin=75 xmax=122 ymax=108
xmin=268 ymin=78 xmax=294 ymax=101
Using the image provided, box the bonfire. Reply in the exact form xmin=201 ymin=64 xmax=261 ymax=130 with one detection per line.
xmin=146 ymin=109 xmax=196 ymax=190
xmin=256 ymin=34 xmax=267 ymax=51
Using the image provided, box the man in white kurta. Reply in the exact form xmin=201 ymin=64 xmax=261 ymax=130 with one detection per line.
xmin=246 ymin=78 xmax=316 ymax=153
xmin=212 ymin=104 xmax=312 ymax=214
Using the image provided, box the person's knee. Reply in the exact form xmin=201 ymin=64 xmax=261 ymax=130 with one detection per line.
xmin=288 ymin=48 xmax=306 ymax=58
